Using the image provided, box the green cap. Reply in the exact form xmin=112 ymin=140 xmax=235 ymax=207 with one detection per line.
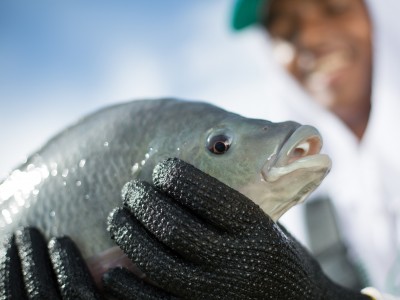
xmin=231 ymin=0 xmax=269 ymax=30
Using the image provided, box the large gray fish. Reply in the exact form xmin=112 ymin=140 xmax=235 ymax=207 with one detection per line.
xmin=0 ymin=99 xmax=331 ymax=281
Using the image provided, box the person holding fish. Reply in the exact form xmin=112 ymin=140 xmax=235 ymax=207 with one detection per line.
xmin=1 ymin=0 xmax=399 ymax=299
xmin=230 ymin=0 xmax=400 ymax=298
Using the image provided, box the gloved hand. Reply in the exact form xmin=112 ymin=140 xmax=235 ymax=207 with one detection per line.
xmin=105 ymin=158 xmax=371 ymax=300
xmin=0 ymin=227 xmax=101 ymax=300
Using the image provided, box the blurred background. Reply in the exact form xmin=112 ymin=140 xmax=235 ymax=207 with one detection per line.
xmin=0 ymin=0 xmax=286 ymax=175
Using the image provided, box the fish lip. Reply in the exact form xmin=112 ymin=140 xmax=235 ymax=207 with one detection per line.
xmin=262 ymin=125 xmax=332 ymax=182
xmin=261 ymin=124 xmax=300 ymax=177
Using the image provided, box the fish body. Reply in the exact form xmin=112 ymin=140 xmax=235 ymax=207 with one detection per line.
xmin=0 ymin=99 xmax=331 ymax=260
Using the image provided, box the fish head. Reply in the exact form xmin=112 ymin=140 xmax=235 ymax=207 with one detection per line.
xmin=131 ymin=101 xmax=331 ymax=221
xmin=172 ymin=114 xmax=332 ymax=221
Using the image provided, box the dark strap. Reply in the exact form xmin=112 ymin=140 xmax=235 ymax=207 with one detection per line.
xmin=305 ymin=196 xmax=368 ymax=290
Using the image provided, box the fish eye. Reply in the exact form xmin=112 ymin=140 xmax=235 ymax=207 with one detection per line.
xmin=207 ymin=133 xmax=233 ymax=155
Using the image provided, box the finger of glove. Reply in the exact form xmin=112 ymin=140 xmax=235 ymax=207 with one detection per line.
xmin=48 ymin=236 xmax=102 ymax=300
xmin=152 ymin=158 xmax=266 ymax=232
xmin=108 ymin=208 xmax=257 ymax=299
xmin=122 ymin=180 xmax=222 ymax=262
xmin=103 ymin=267 xmax=179 ymax=300
xmin=107 ymin=207 xmax=214 ymax=297
xmin=15 ymin=227 xmax=61 ymax=299
xmin=0 ymin=234 xmax=27 ymax=299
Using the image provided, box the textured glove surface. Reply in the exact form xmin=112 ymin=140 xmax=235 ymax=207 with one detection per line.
xmin=107 ymin=158 xmax=370 ymax=300
xmin=0 ymin=227 xmax=101 ymax=300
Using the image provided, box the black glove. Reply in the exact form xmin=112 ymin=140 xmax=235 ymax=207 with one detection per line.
xmin=0 ymin=227 xmax=101 ymax=299
xmin=105 ymin=158 xmax=371 ymax=300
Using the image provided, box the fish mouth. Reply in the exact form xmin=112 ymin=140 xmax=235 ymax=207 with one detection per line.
xmin=239 ymin=124 xmax=331 ymax=221
xmin=262 ymin=125 xmax=331 ymax=183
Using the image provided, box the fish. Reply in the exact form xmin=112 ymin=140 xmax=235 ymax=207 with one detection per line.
xmin=0 ymin=99 xmax=331 ymax=285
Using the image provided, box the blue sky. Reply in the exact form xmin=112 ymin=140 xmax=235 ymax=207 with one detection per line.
xmin=0 ymin=0 xmax=282 ymax=175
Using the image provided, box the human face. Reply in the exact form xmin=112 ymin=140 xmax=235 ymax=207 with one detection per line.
xmin=265 ymin=0 xmax=372 ymax=138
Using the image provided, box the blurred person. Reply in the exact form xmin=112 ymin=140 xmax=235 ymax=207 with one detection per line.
xmin=232 ymin=0 xmax=400 ymax=295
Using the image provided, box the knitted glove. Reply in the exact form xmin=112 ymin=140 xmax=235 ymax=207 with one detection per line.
xmin=105 ymin=158 xmax=371 ymax=300
xmin=0 ymin=227 xmax=101 ymax=300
